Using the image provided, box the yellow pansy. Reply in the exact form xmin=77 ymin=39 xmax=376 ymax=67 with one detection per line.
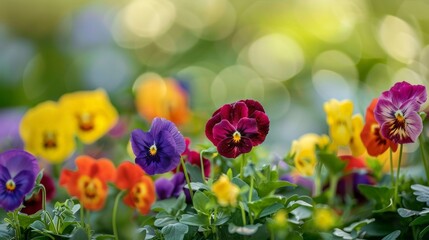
xmin=313 ymin=206 xmax=338 ymax=231
xmin=20 ymin=101 xmax=76 ymax=163
xmin=290 ymin=134 xmax=330 ymax=176
xmin=134 ymin=76 xmax=190 ymax=126
xmin=59 ymin=89 xmax=118 ymax=144
xmin=324 ymin=99 xmax=353 ymax=146
xmin=212 ymin=175 xmax=240 ymax=207
xmin=350 ymin=114 xmax=365 ymax=156
xmin=273 ymin=209 xmax=288 ymax=228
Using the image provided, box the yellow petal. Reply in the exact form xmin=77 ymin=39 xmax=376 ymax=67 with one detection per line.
xmin=19 ymin=101 xmax=76 ymax=163
xmin=350 ymin=114 xmax=365 ymax=156
xmin=59 ymin=89 xmax=118 ymax=144
xmin=212 ymin=175 xmax=239 ymax=207
xmin=324 ymin=99 xmax=353 ymax=146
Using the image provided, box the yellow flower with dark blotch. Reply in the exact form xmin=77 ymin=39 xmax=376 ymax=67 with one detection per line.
xmin=324 ymin=99 xmax=353 ymax=146
xmin=313 ymin=206 xmax=338 ymax=231
xmin=59 ymin=89 xmax=118 ymax=144
xmin=212 ymin=175 xmax=240 ymax=207
xmin=290 ymin=134 xmax=330 ymax=176
xmin=134 ymin=76 xmax=190 ymax=126
xmin=20 ymin=101 xmax=76 ymax=163
xmin=350 ymin=114 xmax=365 ymax=156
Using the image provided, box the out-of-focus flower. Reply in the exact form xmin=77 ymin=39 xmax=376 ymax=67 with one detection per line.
xmin=290 ymin=134 xmax=330 ymax=176
xmin=324 ymin=99 xmax=353 ymax=146
xmin=59 ymin=89 xmax=118 ymax=144
xmin=130 ymin=118 xmax=185 ymax=175
xmin=20 ymin=101 xmax=76 ymax=163
xmin=21 ymin=174 xmax=56 ymax=215
xmin=280 ymin=173 xmax=314 ymax=193
xmin=350 ymin=115 xmax=365 ymax=156
xmin=135 ymin=77 xmax=190 ymax=126
xmin=155 ymin=172 xmax=185 ymax=200
xmin=361 ymin=98 xmax=398 ymax=156
xmin=115 ymin=162 xmax=155 ymax=215
xmin=374 ymin=81 xmax=427 ymax=144
xmin=59 ymin=155 xmax=116 ymax=211
xmin=0 ymin=150 xmax=39 ymax=212
xmin=205 ymin=99 xmax=270 ymax=158
xmin=212 ymin=175 xmax=239 ymax=207
xmin=313 ymin=206 xmax=338 ymax=231
xmin=0 ymin=109 xmax=24 ymax=151
xmin=175 ymin=138 xmax=211 ymax=177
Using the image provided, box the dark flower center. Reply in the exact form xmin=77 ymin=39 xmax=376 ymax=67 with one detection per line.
xmin=43 ymin=131 xmax=57 ymax=149
xmin=232 ymin=131 xmax=241 ymax=143
xmin=84 ymin=180 xmax=98 ymax=199
xmin=77 ymin=112 xmax=94 ymax=131
xmin=6 ymin=179 xmax=15 ymax=191
xmin=149 ymin=144 xmax=157 ymax=156
xmin=371 ymin=123 xmax=387 ymax=146
xmin=394 ymin=110 xmax=405 ymax=123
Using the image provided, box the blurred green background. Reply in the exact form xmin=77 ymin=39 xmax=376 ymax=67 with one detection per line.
xmin=1 ymin=0 xmax=429 ymax=154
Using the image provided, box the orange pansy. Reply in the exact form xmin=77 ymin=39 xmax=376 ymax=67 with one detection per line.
xmin=115 ymin=162 xmax=155 ymax=215
xmin=59 ymin=155 xmax=116 ymax=211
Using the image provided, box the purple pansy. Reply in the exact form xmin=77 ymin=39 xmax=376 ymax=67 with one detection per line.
xmin=0 ymin=150 xmax=39 ymax=212
xmin=374 ymin=81 xmax=427 ymax=144
xmin=205 ymin=99 xmax=270 ymax=158
xmin=131 ymin=118 xmax=185 ymax=175
xmin=155 ymin=172 xmax=186 ymax=200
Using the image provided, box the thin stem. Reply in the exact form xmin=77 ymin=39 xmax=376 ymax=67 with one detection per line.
xmin=248 ymin=177 xmax=254 ymax=203
xmin=328 ymin=175 xmax=339 ymax=206
xmin=13 ymin=210 xmax=21 ymax=240
xmin=40 ymin=185 xmax=47 ymax=211
xmin=314 ymin=161 xmax=322 ymax=197
xmin=419 ymin=135 xmax=429 ymax=184
xmin=80 ymin=200 xmax=85 ymax=227
xmin=239 ymin=202 xmax=247 ymax=226
xmin=181 ymin=156 xmax=194 ymax=200
xmin=394 ymin=144 xmax=403 ymax=208
xmin=212 ymin=208 xmax=219 ymax=240
xmin=113 ymin=191 xmax=126 ymax=240
xmin=200 ymin=150 xmax=207 ymax=184
xmin=389 ymin=148 xmax=395 ymax=188
xmin=240 ymin=154 xmax=246 ymax=180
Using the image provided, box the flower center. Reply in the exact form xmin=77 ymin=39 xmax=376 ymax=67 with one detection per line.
xmin=6 ymin=179 xmax=15 ymax=191
xmin=43 ymin=131 xmax=57 ymax=149
xmin=149 ymin=144 xmax=157 ymax=156
xmin=232 ymin=131 xmax=241 ymax=143
xmin=395 ymin=110 xmax=405 ymax=123
xmin=77 ymin=112 xmax=94 ymax=131
xmin=132 ymin=183 xmax=148 ymax=208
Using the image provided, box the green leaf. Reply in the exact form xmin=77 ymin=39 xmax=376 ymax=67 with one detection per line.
xmin=189 ymin=182 xmax=210 ymax=191
xmin=287 ymin=231 xmax=304 ymax=240
xmin=411 ymin=184 xmax=429 ymax=205
xmin=154 ymin=216 xmax=178 ymax=227
xmin=180 ymin=214 xmax=209 ymax=227
xmin=70 ymin=228 xmax=88 ymax=240
xmin=358 ymin=184 xmax=394 ymax=211
xmin=316 ymin=152 xmax=346 ymax=174
xmin=151 ymin=194 xmax=186 ymax=214
xmin=247 ymin=196 xmax=285 ymax=219
xmin=17 ymin=211 xmax=42 ymax=229
xmin=343 ymin=218 xmax=375 ymax=232
xmin=419 ymin=225 xmax=429 ymax=239
xmin=256 ymin=181 xmax=296 ymax=197
xmin=93 ymin=234 xmax=116 ymax=240
xmin=161 ymin=223 xmax=189 ymax=240
xmin=410 ymin=215 xmax=429 ymax=226
xmin=186 ymin=163 xmax=204 ymax=183
xmin=193 ymin=191 xmax=211 ymax=215
xmin=0 ymin=223 xmax=14 ymax=239
xmin=397 ymin=208 xmax=419 ymax=218
xmin=381 ymin=230 xmax=401 ymax=240
xmin=228 ymin=223 xmax=261 ymax=235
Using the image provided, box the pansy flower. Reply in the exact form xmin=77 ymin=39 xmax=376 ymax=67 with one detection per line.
xmin=313 ymin=206 xmax=338 ymax=231
xmin=290 ymin=134 xmax=330 ymax=176
xmin=22 ymin=174 xmax=56 ymax=215
xmin=135 ymin=77 xmax=190 ymax=126
xmin=212 ymin=175 xmax=240 ymax=207
xmin=0 ymin=150 xmax=39 ymax=212
xmin=20 ymin=101 xmax=76 ymax=163
xmin=155 ymin=172 xmax=186 ymax=200
xmin=361 ymin=98 xmax=398 ymax=156
xmin=59 ymin=155 xmax=116 ymax=211
xmin=131 ymin=118 xmax=185 ymax=175
xmin=115 ymin=162 xmax=155 ymax=215
xmin=175 ymin=138 xmax=211 ymax=177
xmin=205 ymin=99 xmax=270 ymax=158
xmin=374 ymin=81 xmax=427 ymax=144
xmin=59 ymin=89 xmax=118 ymax=144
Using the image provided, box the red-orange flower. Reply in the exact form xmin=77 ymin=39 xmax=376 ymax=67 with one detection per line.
xmin=360 ymin=98 xmax=398 ymax=156
xmin=115 ymin=162 xmax=155 ymax=215
xmin=59 ymin=155 xmax=116 ymax=211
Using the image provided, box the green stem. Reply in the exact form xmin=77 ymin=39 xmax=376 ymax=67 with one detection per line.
xmin=181 ymin=157 xmax=194 ymax=200
xmin=240 ymin=154 xmax=246 ymax=180
xmin=13 ymin=210 xmax=21 ymax=240
xmin=248 ymin=177 xmax=254 ymax=203
xmin=239 ymin=202 xmax=247 ymax=226
xmin=80 ymin=200 xmax=85 ymax=228
xmin=394 ymin=144 xmax=403 ymax=208
xmin=40 ymin=185 xmax=47 ymax=211
xmin=113 ymin=191 xmax=126 ymax=240
xmin=389 ymin=148 xmax=395 ymax=188
xmin=314 ymin=161 xmax=322 ymax=197
xmin=212 ymin=208 xmax=219 ymax=240
xmin=328 ymin=175 xmax=339 ymax=206
xmin=419 ymin=135 xmax=429 ymax=184
xmin=200 ymin=150 xmax=207 ymax=184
